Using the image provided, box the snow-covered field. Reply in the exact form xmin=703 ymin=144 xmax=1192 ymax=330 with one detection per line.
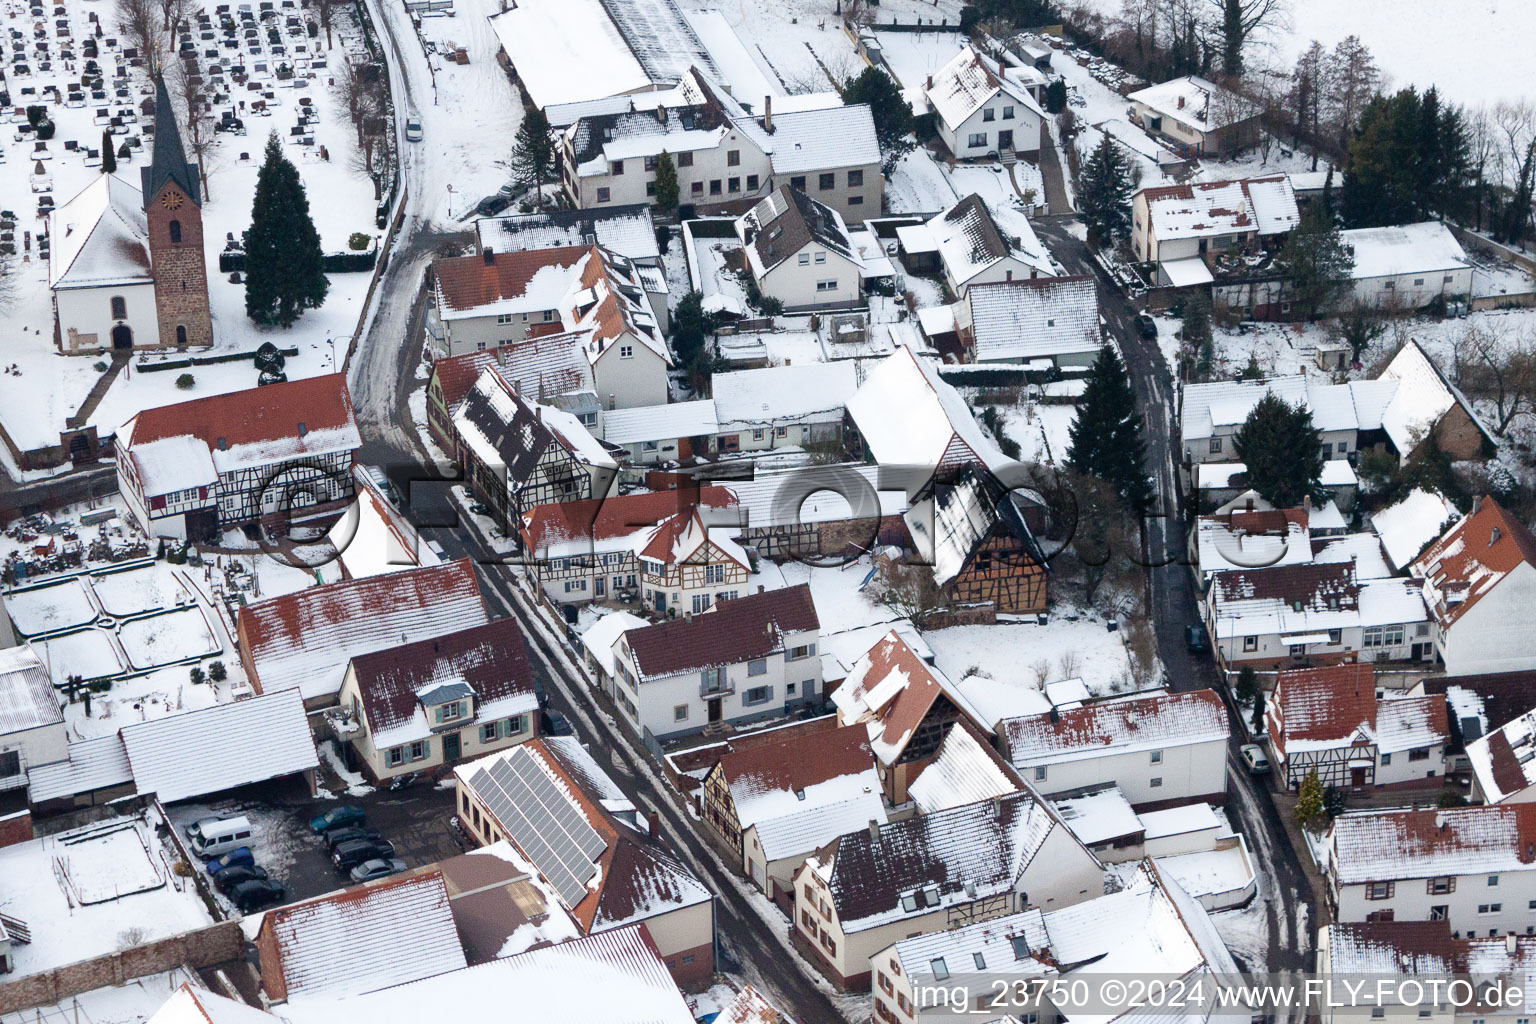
xmin=117 ymin=606 xmax=219 ymax=669
xmin=58 ymin=821 xmax=168 ymax=903
xmin=6 ymin=577 xmax=98 ymax=636
xmin=92 ymin=563 xmax=194 ymax=616
xmin=30 ymin=627 xmax=126 ymax=682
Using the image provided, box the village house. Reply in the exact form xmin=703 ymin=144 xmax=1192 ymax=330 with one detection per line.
xmin=475 ymin=204 xmax=662 ymax=267
xmin=116 ymin=374 xmax=362 ymax=542
xmin=237 ymin=558 xmax=490 ymax=709
xmin=0 ymin=647 xmax=66 ymax=798
xmin=1127 ymin=75 xmax=1261 ymax=158
xmin=906 ymin=717 xmax=1023 ymax=815
xmin=949 ymin=276 xmax=1102 ymax=368
xmin=50 ymin=77 xmax=213 ymax=354
xmin=903 ymin=463 xmax=1051 ymax=615
xmin=718 ymin=463 xmax=909 ymax=563
xmin=1341 ymin=222 xmax=1473 ymax=310
xmin=1265 ymin=664 xmax=1449 ymax=791
xmin=1327 ymin=803 xmax=1536 ymax=936
xmin=872 ymin=862 xmax=1240 ymax=1024
xmin=317 ymin=466 xmax=441 ymax=583
xmin=791 ymin=789 xmax=1103 ymax=989
xmin=334 ymin=619 xmax=540 ymax=782
xmin=831 ymin=630 xmax=991 ymax=804
xmin=924 ymin=44 xmax=1045 ymax=161
xmin=711 ymin=362 xmax=860 ymax=455
xmin=254 ymin=870 xmax=468 ymax=1003
xmin=453 ymin=366 xmax=619 ymax=533
xmin=1205 ymin=561 xmax=1434 ymax=670
xmin=1410 ymin=497 xmax=1536 ymax=676
xmin=455 ymin=738 xmax=716 ymax=987
xmin=608 ymin=584 xmax=822 ymax=741
xmin=734 ymin=187 xmax=864 ymax=311
xmin=899 ymin=194 xmax=1056 ymax=298
xmin=1466 ymin=705 xmax=1536 ymax=805
xmin=1195 ymin=461 xmax=1359 ymax=514
xmin=1372 ymin=488 xmax=1461 ymax=573
xmin=998 ymin=689 xmax=1230 ymax=810
xmin=1131 ymin=175 xmax=1299 ymax=286
xmin=423 ymin=334 xmax=598 ymax=455
xmin=519 ymin=487 xmax=741 ymax=607
xmin=700 ymin=724 xmax=884 ymax=905
xmin=1192 ymin=505 xmax=1314 ymax=579
xmin=600 ymin=400 xmax=719 ymax=466
xmin=1374 ymin=341 xmax=1495 ymax=465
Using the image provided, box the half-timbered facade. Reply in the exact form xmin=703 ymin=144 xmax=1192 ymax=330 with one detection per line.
xmin=452 ymin=365 xmax=618 ymax=532
xmin=424 ymin=334 xmax=598 ymax=454
xmin=638 ymin=511 xmax=751 ymax=616
xmin=116 ymin=374 xmax=361 ymax=541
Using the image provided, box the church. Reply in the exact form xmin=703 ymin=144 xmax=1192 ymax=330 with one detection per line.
xmin=48 ymin=76 xmax=214 ymax=354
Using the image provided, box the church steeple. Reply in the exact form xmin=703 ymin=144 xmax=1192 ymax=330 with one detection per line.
xmin=141 ymin=74 xmax=201 ymax=208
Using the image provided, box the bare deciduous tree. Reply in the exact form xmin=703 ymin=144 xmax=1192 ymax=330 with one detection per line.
xmin=1122 ymin=618 xmax=1160 ymax=691
xmin=171 ymin=58 xmax=217 ymax=200
xmin=116 ymin=0 xmax=168 ymax=69
xmin=1454 ymin=323 xmax=1536 ymax=436
xmin=1323 ymin=34 xmax=1379 ymax=149
xmin=1206 ymin=0 xmax=1289 ymax=77
xmin=1289 ymin=40 xmax=1326 ymax=167
xmin=872 ymin=556 xmax=945 ymax=622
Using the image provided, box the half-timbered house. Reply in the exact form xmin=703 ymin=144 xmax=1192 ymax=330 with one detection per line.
xmin=519 ymin=487 xmax=740 ymax=606
xmin=904 ymin=463 xmax=1049 ymax=615
xmin=116 ymin=374 xmax=361 ymax=541
xmin=452 ymin=365 xmax=619 ymax=532
xmin=424 ymin=333 xmax=597 ymax=453
xmin=830 ymin=630 xmax=991 ymax=804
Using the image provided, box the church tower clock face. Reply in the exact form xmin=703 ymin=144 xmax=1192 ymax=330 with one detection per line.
xmin=161 ymin=190 xmax=184 ymax=210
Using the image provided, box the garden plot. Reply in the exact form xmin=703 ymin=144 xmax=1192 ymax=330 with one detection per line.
xmin=64 ymin=660 xmax=225 ymax=740
xmin=117 ymin=607 xmax=219 ymax=670
xmin=54 ymin=822 xmax=166 ymax=904
xmin=924 ymin=616 xmax=1137 ymax=707
xmin=91 ymin=563 xmax=194 ymax=617
xmin=29 ymin=628 xmax=126 ymax=683
xmin=5 ymin=577 xmax=98 ymax=636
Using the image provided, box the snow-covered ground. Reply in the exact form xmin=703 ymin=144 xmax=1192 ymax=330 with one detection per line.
xmin=117 ymin=606 xmax=220 ymax=670
xmin=885 ymin=146 xmax=958 ymax=214
xmin=0 ymin=967 xmax=200 ymax=1024
xmin=6 ymin=577 xmax=98 ymax=636
xmin=31 ymin=627 xmax=127 ymax=683
xmin=767 ymin=557 xmax=897 ymax=635
xmin=924 ymin=615 xmax=1138 ymax=713
xmin=990 ymin=401 xmax=1076 ymax=465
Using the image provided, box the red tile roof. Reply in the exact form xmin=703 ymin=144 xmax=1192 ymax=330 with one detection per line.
xmin=1211 ymin=560 xmax=1359 ymax=607
xmin=434 ymin=245 xmax=587 ymax=314
xmin=520 ymin=487 xmax=737 ymax=553
xmin=716 ymin=723 xmax=875 ymax=805
xmin=621 ymin=585 xmax=819 ymax=680
xmin=833 ymin=630 xmax=953 ymax=764
xmin=431 ymin=334 xmax=594 ymax=415
xmin=122 ymin=373 xmax=357 ymax=451
xmin=1000 ymin=689 xmax=1229 ymax=766
xmin=1412 ymin=497 xmax=1536 ymax=626
xmin=1272 ymin=664 xmax=1378 ymax=745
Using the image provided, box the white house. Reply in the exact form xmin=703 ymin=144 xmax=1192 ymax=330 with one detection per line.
xmin=924 ymin=45 xmax=1045 ymax=160
xmin=1131 ymin=176 xmax=1299 ymax=280
xmin=600 ymin=400 xmax=719 ymax=465
xmin=48 ymin=174 xmax=162 ymax=354
xmin=954 ymin=275 xmax=1102 ymax=368
xmin=711 ymin=361 xmax=860 ymax=454
xmin=735 ymin=187 xmax=863 ymax=311
xmin=1467 ymin=706 xmax=1536 ymax=805
xmin=1327 ymin=803 xmax=1536 ymax=935
xmin=998 ymin=689 xmax=1230 ymax=810
xmin=1127 ymin=75 xmax=1261 ymax=158
xmin=1342 ymin=222 xmax=1473 ymax=310
xmin=0 ymin=647 xmax=67 ymax=797
xmin=916 ymin=194 xmax=1056 ymax=297
xmin=608 ymin=584 xmax=822 ymax=740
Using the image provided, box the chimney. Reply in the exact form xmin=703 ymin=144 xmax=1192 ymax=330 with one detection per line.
xmin=926 ymin=74 xmax=933 ymax=90
xmin=1508 ymin=933 xmax=1519 ymax=955
xmin=656 ymin=103 xmax=667 ymax=124
xmin=762 ymin=94 xmax=772 ymax=133
xmin=1473 ymin=496 xmax=1483 ymax=515
xmin=867 ymin=819 xmax=880 ymax=841
xmin=482 ymin=248 xmax=495 ymax=266
xmin=1490 ymin=527 xmax=1502 ymax=546
xmin=297 ymin=421 xmax=308 ymax=437
xmin=1177 ymin=95 xmax=1186 ymax=109
xmin=648 ymin=812 xmax=660 ymax=841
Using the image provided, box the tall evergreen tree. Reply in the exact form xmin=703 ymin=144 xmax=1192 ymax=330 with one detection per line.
xmin=510 ymin=107 xmax=556 ymax=201
xmin=1341 ymin=87 xmax=1472 ymax=228
xmin=100 ymin=128 xmax=116 ymax=173
xmin=1045 ymin=79 xmax=1068 ymax=115
xmin=1066 ymin=345 xmax=1151 ymax=509
xmin=840 ymin=66 xmax=913 ymax=165
xmin=1078 ymin=135 xmax=1136 ymax=248
xmin=244 ymin=133 xmax=327 ymax=327
xmin=1232 ymin=393 xmax=1326 ymax=507
xmin=1276 ymin=202 xmax=1353 ymax=320
xmin=653 ymin=151 xmax=679 ymax=212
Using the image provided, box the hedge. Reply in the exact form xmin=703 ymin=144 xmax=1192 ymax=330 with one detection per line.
xmin=135 ymin=345 xmax=299 ymax=373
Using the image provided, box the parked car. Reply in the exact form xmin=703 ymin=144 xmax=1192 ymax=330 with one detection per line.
xmin=187 ymin=814 xmax=253 ymax=858
xmin=540 ymin=709 xmax=573 ymax=736
xmin=1185 ymin=624 xmax=1209 ymax=654
xmin=308 ymin=805 xmax=366 ymax=833
xmin=205 ymin=847 xmax=255 ymax=875
xmin=332 ymin=838 xmax=395 ymax=873
xmin=323 ymin=826 xmax=383 ymax=851
xmin=1240 ymin=744 xmax=1271 ymax=774
xmin=404 ymin=111 xmax=422 ymax=142
xmin=349 ymin=857 xmax=408 ymax=883
xmin=1135 ymin=313 xmax=1158 ymax=339
xmin=214 ymin=865 xmax=270 ymax=895
xmin=229 ymin=877 xmax=286 ymax=912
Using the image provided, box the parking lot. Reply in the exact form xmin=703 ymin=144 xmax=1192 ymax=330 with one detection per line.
xmin=165 ymin=765 xmax=463 ymax=909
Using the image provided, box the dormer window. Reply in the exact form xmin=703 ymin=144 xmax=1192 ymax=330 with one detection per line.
xmin=435 ymin=701 xmax=464 ymax=723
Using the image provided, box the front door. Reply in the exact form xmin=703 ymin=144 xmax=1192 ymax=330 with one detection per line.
xmin=708 ymin=698 xmax=723 ymax=724
xmin=1351 ymin=767 xmax=1366 ymax=787
xmin=110 ymin=324 xmax=133 ymax=349
xmin=998 ymin=129 xmax=1014 ymax=151
xmin=594 ymin=576 xmax=605 ymax=598
xmin=442 ymin=731 xmax=461 ymax=762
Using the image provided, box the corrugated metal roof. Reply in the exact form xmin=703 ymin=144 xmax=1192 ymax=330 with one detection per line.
xmin=120 ymin=688 xmax=318 ymax=804
xmin=0 ymin=646 xmax=63 ymax=734
xmin=26 ymin=735 xmax=134 ymax=803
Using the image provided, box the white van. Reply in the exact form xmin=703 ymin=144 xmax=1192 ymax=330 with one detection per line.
xmin=187 ymin=815 xmax=254 ymax=858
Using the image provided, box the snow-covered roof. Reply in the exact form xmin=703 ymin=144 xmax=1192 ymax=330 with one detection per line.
xmin=0 ymin=645 xmax=63 ymax=735
xmin=1053 ymin=786 xmax=1143 ymax=846
xmin=904 ymin=463 xmax=1044 ymax=588
xmin=832 ymin=630 xmax=989 ymax=767
xmin=130 ymin=434 xmax=218 ymax=498
xmin=1330 ymin=804 xmax=1536 ymax=885
xmin=580 ymin=611 xmax=650 ymax=678
xmin=1411 ymin=495 xmax=1536 ymax=628
xmin=711 ymin=361 xmax=860 ymax=429
xmin=1312 ymin=532 xmax=1393 ymax=581
xmin=720 ymin=724 xmax=879 ymax=830
xmin=1210 ymin=561 xmax=1429 ymax=639
xmin=965 ymin=276 xmax=1100 ymax=362
xmin=601 ymin=400 xmax=718 ymax=445
xmin=999 ymin=690 xmax=1229 ymax=769
xmin=259 ymin=871 xmax=467 ymax=1000
xmin=908 ymin=721 xmax=1020 ymax=815
xmin=486 ymin=0 xmax=651 ymax=109
xmin=1466 ymin=708 xmax=1536 ymax=804
xmin=845 ymin=347 xmax=1007 ymax=474
xmin=1180 ymin=375 xmax=1309 ymax=444
xmin=927 ymin=194 xmax=1054 ymax=287
xmin=453 ymin=366 xmax=617 ymax=479
xmin=25 ymin=734 xmax=134 ymax=803
xmin=709 ymin=986 xmax=797 ymax=1024
xmin=1196 ymin=507 xmax=1312 ymax=577
xmin=48 ymin=173 xmax=153 ymax=289
xmin=119 ymin=687 xmax=318 ymax=804
xmin=150 ymin=985 xmax=280 ymax=1024
xmin=476 ymin=205 xmax=661 ymax=264
xmin=1377 ymin=340 xmax=1489 ymax=457
xmin=752 ymin=790 xmax=887 ymax=864
xmin=1372 ymin=488 xmax=1459 ymax=570
xmin=1128 ymin=75 xmax=1256 ymax=135
xmin=621 ymin=585 xmax=818 ymax=681
xmin=1139 ymin=176 xmax=1297 ymax=244
xmin=239 ymin=559 xmax=489 ymax=701
xmin=889 ymin=908 xmax=1053 ymax=989
xmin=280 ymin=924 xmax=696 ymax=1024
xmin=1342 ymin=221 xmax=1470 ymax=281
xmin=734 ymin=103 xmax=882 ymax=175
xmin=1270 ymin=663 xmax=1447 ymax=759
xmin=720 ymin=463 xmax=907 ymax=530
xmin=1246 ymin=176 xmax=1302 ymax=235
xmin=925 ymin=45 xmax=1043 ymax=133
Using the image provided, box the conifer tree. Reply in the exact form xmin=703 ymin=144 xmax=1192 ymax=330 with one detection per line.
xmin=245 ymin=133 xmax=328 ymax=327
xmin=1066 ymin=345 xmax=1152 ymax=510
xmin=1232 ymin=393 xmax=1326 ymax=508
xmin=510 ymin=107 xmax=556 ymax=201
xmin=653 ymin=151 xmax=679 ymax=212
xmin=1078 ymin=135 xmax=1136 ymax=247
xmin=1276 ymin=202 xmax=1353 ymax=320
xmin=101 ymin=128 xmax=116 ymax=173
xmin=1295 ymin=768 xmax=1325 ymax=830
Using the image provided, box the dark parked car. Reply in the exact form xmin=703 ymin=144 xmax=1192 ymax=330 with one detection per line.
xmin=1185 ymin=624 xmax=1209 ymax=654
xmin=540 ymin=709 xmax=573 ymax=736
xmin=205 ymin=847 xmax=255 ymax=875
xmin=1136 ymin=313 xmax=1158 ymax=339
xmin=308 ymin=805 xmax=366 ymax=833
xmin=332 ymin=838 xmax=395 ymax=873
xmin=323 ymin=826 xmax=383 ymax=851
xmin=229 ymin=877 xmax=286 ymax=912
xmin=214 ymin=865 xmax=270 ymax=895
xmin=349 ymin=857 xmax=408 ymax=883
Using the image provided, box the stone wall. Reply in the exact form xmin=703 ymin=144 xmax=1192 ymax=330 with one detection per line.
xmin=0 ymin=808 xmax=34 ymax=849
